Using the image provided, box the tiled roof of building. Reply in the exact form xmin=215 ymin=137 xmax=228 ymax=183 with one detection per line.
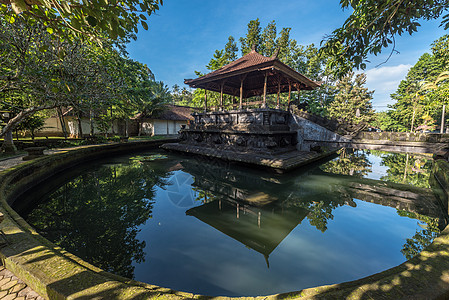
xmin=184 ymin=50 xmax=320 ymax=95
xmin=196 ymin=50 xmax=275 ymax=81
xmin=135 ymin=105 xmax=196 ymax=121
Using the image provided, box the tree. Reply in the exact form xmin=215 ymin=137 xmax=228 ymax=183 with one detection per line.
xmin=0 ymin=15 xmax=167 ymax=146
xmin=383 ymin=35 xmax=449 ymax=132
xmin=328 ymin=72 xmax=374 ymax=123
xmin=0 ymin=0 xmax=162 ymax=41
xmin=321 ymin=0 xmax=449 ymax=76
xmin=239 ymin=19 xmax=262 ymax=55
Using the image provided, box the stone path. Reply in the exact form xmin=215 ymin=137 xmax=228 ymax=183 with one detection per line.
xmin=0 ymin=155 xmax=25 ymax=172
xmin=0 ymin=150 xmax=69 ymax=300
xmin=0 ymin=266 xmax=44 ymax=300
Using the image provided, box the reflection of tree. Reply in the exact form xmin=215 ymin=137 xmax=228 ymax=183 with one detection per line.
xmin=25 ymin=161 xmax=170 ymax=279
xmin=193 ymin=188 xmax=218 ymax=204
xmin=282 ymin=191 xmax=347 ymax=233
xmin=398 ymin=211 xmax=440 ymax=260
xmin=304 ymin=201 xmax=342 ymax=232
xmin=379 ymin=152 xmax=432 ymax=188
xmin=320 ymin=148 xmax=372 ymax=177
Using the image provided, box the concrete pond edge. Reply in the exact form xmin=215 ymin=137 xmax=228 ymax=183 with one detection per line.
xmin=0 ymin=140 xmax=448 ymax=299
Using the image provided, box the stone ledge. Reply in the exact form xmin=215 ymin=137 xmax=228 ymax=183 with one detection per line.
xmin=0 ymin=141 xmax=448 ymax=299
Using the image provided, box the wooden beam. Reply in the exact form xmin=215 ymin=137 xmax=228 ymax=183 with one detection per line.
xmin=220 ymin=81 xmax=224 ymax=110
xmin=204 ymin=89 xmax=208 ymax=112
xmin=262 ymin=71 xmax=268 ymax=108
xmin=276 ymin=75 xmax=281 ymax=109
xmin=239 ymin=77 xmax=244 ymax=110
xmin=288 ymin=81 xmax=291 ymax=111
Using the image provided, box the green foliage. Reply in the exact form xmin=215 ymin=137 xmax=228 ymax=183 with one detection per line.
xmin=383 ymin=35 xmax=449 ymax=132
xmin=397 ymin=211 xmax=440 ymax=260
xmin=171 ymin=85 xmax=193 ymax=106
xmin=321 ymin=0 xmax=449 ymax=77
xmin=0 ymin=16 xmax=169 ymax=139
xmin=321 ymin=148 xmax=372 ymax=178
xmin=328 ymin=72 xmax=374 ymax=123
xmin=0 ymin=0 xmax=162 ymax=42
xmin=379 ymin=152 xmax=432 ymax=188
xmin=239 ymin=19 xmax=262 ymax=55
xmin=16 ymin=114 xmax=45 ymax=139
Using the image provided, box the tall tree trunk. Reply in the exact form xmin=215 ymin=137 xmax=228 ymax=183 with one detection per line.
xmin=57 ymin=107 xmax=68 ymax=139
xmin=110 ymin=106 xmax=115 ymax=135
xmin=125 ymin=119 xmax=129 ymax=137
xmin=77 ymin=115 xmax=83 ymax=138
xmin=90 ymin=110 xmax=94 ymax=136
xmin=1 ymin=130 xmax=17 ymax=154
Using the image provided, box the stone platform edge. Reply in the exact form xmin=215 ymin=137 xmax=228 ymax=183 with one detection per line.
xmin=0 ymin=140 xmax=448 ymax=299
xmin=161 ymin=143 xmax=338 ymax=171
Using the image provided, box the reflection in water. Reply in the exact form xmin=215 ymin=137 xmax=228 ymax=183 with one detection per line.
xmin=320 ymin=148 xmax=372 ymax=177
xmin=22 ymin=159 xmax=172 ymax=278
xmin=379 ymin=152 xmax=433 ymax=188
xmin=17 ymin=150 xmax=447 ymax=296
xmin=320 ymin=149 xmax=442 ymax=260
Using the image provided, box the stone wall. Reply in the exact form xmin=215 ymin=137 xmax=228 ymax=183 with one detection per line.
xmin=433 ymin=159 xmax=449 ymax=216
xmin=180 ymin=109 xmax=297 ymax=154
xmin=354 ymin=131 xmax=449 ymax=143
xmin=288 ymin=114 xmax=350 ymax=151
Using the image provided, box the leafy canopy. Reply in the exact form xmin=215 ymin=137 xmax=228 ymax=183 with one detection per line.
xmin=321 ymin=0 xmax=449 ymax=77
xmin=0 ymin=0 xmax=162 ymax=41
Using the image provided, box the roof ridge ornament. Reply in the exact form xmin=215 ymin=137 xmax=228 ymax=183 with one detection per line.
xmin=271 ymin=48 xmax=280 ymax=59
xmin=251 ymin=43 xmax=257 ymax=52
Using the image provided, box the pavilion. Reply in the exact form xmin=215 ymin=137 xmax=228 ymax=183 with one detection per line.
xmin=162 ymin=48 xmax=339 ymax=172
xmin=184 ymin=47 xmax=320 ymax=111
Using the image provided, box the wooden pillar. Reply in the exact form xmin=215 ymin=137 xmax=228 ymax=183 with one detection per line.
xmin=220 ymin=81 xmax=224 ymax=111
xmin=276 ymin=78 xmax=281 ymax=109
xmin=239 ymin=78 xmax=244 ymax=110
xmin=204 ymin=89 xmax=208 ymax=112
xmin=441 ymin=104 xmax=446 ymax=133
xmin=262 ymin=72 xmax=268 ymax=108
xmin=288 ymin=82 xmax=292 ymax=110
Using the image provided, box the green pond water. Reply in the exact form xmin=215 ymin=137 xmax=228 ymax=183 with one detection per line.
xmin=15 ymin=149 xmax=446 ymax=297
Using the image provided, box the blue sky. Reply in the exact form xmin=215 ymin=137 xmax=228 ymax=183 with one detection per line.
xmin=126 ymin=0 xmax=447 ymax=111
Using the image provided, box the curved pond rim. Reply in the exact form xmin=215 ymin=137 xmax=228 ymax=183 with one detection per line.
xmin=1 ymin=140 xmax=449 ymax=299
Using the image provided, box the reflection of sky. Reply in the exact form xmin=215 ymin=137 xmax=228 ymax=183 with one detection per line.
xmin=364 ymin=153 xmax=389 ymax=180
xmin=133 ymin=165 xmax=427 ymax=297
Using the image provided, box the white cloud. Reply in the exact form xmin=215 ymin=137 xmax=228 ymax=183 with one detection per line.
xmin=360 ymin=64 xmax=412 ymax=111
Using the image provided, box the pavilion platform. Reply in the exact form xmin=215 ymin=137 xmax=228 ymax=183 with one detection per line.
xmin=162 ymin=142 xmax=337 ymax=172
xmin=162 ymin=108 xmax=338 ymax=172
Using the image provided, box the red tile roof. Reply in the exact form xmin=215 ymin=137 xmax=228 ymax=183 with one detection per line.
xmin=198 ymin=50 xmax=275 ymax=80
xmin=184 ymin=50 xmax=320 ymax=93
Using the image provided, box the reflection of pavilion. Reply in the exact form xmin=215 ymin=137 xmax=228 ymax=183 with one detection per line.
xmin=186 ymin=199 xmax=309 ymax=267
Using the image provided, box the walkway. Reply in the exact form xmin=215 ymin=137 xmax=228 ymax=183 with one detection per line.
xmin=0 ymin=266 xmax=43 ymax=300
xmin=0 ymin=149 xmax=73 ymax=300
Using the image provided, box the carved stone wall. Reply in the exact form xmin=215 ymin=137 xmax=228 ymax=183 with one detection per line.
xmin=179 ymin=109 xmax=297 ymax=155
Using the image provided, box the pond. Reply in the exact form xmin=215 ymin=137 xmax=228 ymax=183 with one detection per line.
xmin=14 ymin=149 xmax=447 ymax=297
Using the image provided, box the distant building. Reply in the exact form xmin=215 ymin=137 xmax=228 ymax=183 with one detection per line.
xmin=38 ymin=105 xmax=196 ymax=137
xmin=131 ymin=105 xmax=196 ymax=136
